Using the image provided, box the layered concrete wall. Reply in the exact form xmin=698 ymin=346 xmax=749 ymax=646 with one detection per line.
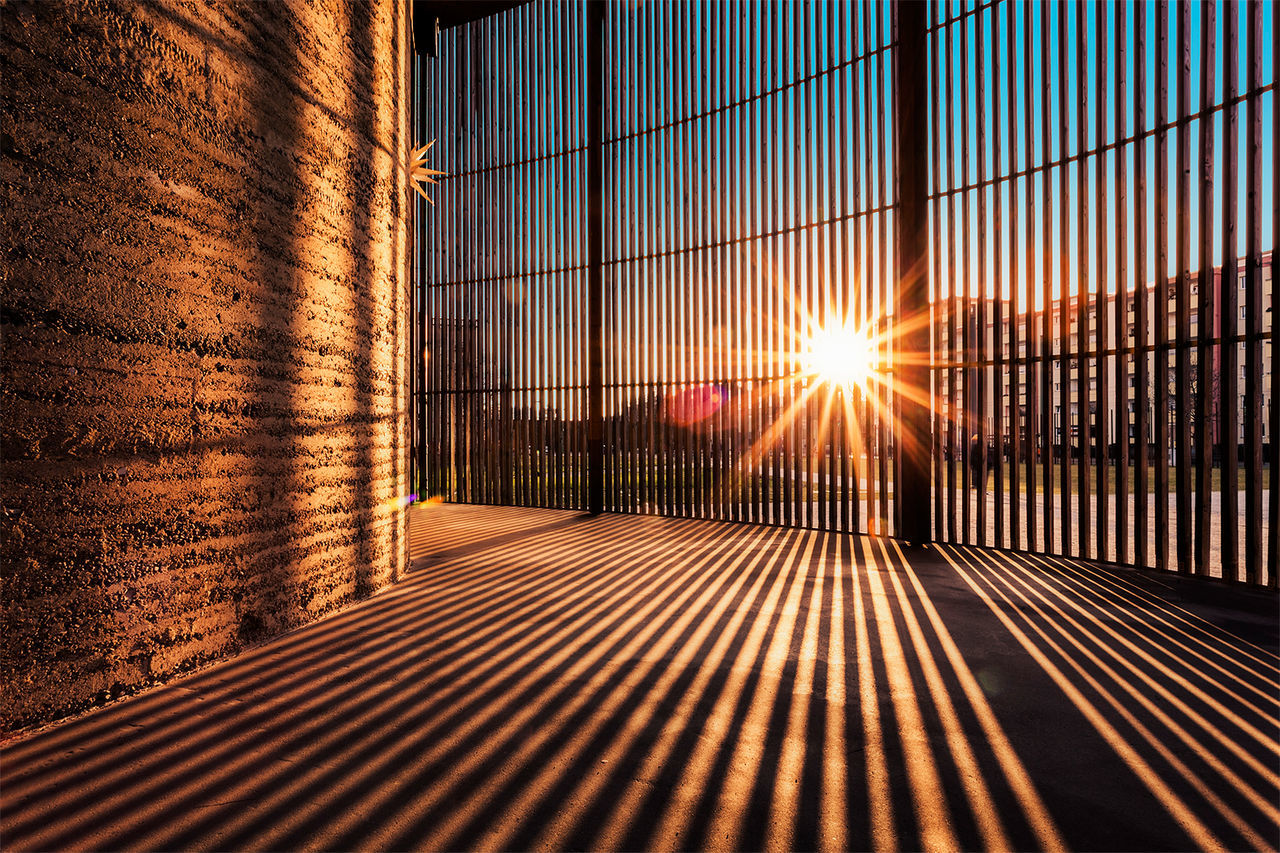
xmin=1 ymin=0 xmax=412 ymax=733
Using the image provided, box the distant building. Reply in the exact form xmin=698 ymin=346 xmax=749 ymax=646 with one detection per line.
xmin=934 ymin=252 xmax=1273 ymax=460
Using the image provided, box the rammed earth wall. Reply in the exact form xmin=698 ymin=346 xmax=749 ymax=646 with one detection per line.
xmin=1 ymin=0 xmax=413 ymax=734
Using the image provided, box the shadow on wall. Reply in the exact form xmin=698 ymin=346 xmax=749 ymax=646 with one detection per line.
xmin=0 ymin=505 xmax=1276 ymax=852
xmin=0 ymin=0 xmax=409 ymax=734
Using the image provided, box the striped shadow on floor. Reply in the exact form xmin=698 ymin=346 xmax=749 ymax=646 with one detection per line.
xmin=2 ymin=503 xmax=1276 ymax=852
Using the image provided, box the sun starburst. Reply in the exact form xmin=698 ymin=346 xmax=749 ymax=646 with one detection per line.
xmin=410 ymin=139 xmax=447 ymax=204
xmin=670 ymin=250 xmax=939 ymax=529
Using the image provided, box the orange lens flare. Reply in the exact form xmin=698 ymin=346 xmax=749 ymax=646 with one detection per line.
xmin=664 ymin=384 xmax=726 ymax=426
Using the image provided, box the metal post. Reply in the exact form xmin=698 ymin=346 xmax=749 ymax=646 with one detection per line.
xmin=893 ymin=0 xmax=930 ymax=545
xmin=586 ymin=0 xmax=605 ymax=515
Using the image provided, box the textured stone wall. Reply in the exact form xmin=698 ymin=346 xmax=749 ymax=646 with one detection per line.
xmin=1 ymin=0 xmax=412 ymax=734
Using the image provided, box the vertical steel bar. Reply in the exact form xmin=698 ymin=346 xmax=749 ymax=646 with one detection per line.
xmin=448 ymin=30 xmax=460 ymax=502
xmin=489 ymin=19 xmax=500 ymax=506
xmin=669 ymin=0 xmax=683 ymax=519
xmin=482 ymin=20 xmax=494 ymax=505
xmin=805 ymin=0 xmax=822 ymax=532
xmin=691 ymin=0 xmax=701 ymax=517
xmin=586 ymin=0 xmax=604 ymax=515
xmin=543 ymin=7 xmax=555 ymax=509
xmin=735 ymin=1 xmax=747 ymax=525
xmin=1269 ymin=18 xmax=1279 ymax=589
xmin=550 ymin=2 xmax=562 ymax=509
xmin=534 ymin=6 xmax=546 ymax=509
xmin=577 ymin=0 xmax=588 ymax=510
xmin=501 ymin=18 xmax=510 ymax=507
xmin=433 ymin=38 xmax=445 ymax=500
xmin=620 ymin=4 xmax=631 ymax=513
xmin=1075 ymin=0 xmax=1091 ymax=560
xmin=641 ymin=0 xmax=655 ymax=516
xmin=853 ymin=0 xmax=868 ymax=536
xmin=975 ymin=0 xmax=990 ymax=546
xmin=483 ymin=19 xmax=494 ymax=502
xmin=1021 ymin=0 xmax=1039 ymax=553
xmin=782 ymin=0 xmax=796 ymax=529
xmin=1115 ymin=0 xmax=1131 ymax=566
xmin=694 ymin=0 xmax=706 ymax=519
xmin=549 ymin=5 xmax=560 ymax=508
xmin=515 ymin=4 xmax=528 ymax=507
xmin=1134 ymin=0 xmax=1150 ymax=565
xmin=410 ymin=50 xmax=420 ymax=503
xmin=874 ymin=0 xmax=889 ymax=535
xmin=992 ymin=0 xmax=1006 ymax=550
xmin=713 ymin=0 xmax=725 ymax=522
xmin=663 ymin=0 xmax=675 ymax=519
xmin=484 ymin=20 xmax=495 ymax=506
xmin=959 ymin=1 xmax=973 ymax=542
xmin=562 ymin=1 xmax=573 ymax=509
xmin=518 ymin=13 xmax=531 ymax=506
xmin=861 ymin=0 xmax=875 ymax=535
xmin=836 ymin=0 xmax=850 ymax=534
xmin=747 ymin=1 xmax=760 ymax=526
xmin=1220 ymin=0 xmax=1239 ymax=579
xmin=1174 ymin=0 xmax=1193 ymax=574
xmin=700 ymin=0 xmax=711 ymax=521
xmin=1194 ymin=0 xmax=1216 ymax=575
xmin=895 ymin=0 xmax=930 ymax=544
xmin=652 ymin=0 xmax=665 ymax=517
xmin=584 ymin=0 xmax=591 ymax=510
xmin=1244 ymin=0 xmax=1263 ymax=582
xmin=503 ymin=10 xmax=515 ymax=507
xmin=946 ymin=1 xmax=959 ymax=542
xmin=714 ymin=0 xmax=724 ymax=523
xmin=1038 ymin=0 xmax=1054 ymax=553
xmin=1095 ymin=0 xmax=1110 ymax=563
xmin=630 ymin=3 xmax=642 ymax=515
xmin=600 ymin=3 xmax=607 ymax=510
xmin=930 ymin=0 xmax=943 ymax=542
xmin=1154 ymin=0 xmax=1171 ymax=572
xmin=803 ymin=0 xmax=816 ymax=531
xmin=769 ymin=1 xmax=782 ymax=525
xmin=1268 ymin=3 xmax=1279 ymax=588
xmin=1057 ymin=0 xmax=1072 ymax=554
xmin=661 ymin=0 xmax=673 ymax=518
xmin=1006 ymin=0 xmax=1021 ymax=551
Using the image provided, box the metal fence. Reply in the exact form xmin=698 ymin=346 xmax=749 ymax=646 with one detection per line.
xmin=928 ymin=0 xmax=1276 ymax=583
xmin=413 ymin=1 xmax=591 ymax=510
xmin=413 ymin=0 xmax=1277 ymax=586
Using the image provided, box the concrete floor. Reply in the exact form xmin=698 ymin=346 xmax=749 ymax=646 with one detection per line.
xmin=2 ymin=504 xmax=1277 ymax=852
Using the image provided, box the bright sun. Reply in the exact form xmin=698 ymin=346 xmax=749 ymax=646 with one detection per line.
xmin=801 ymin=322 xmax=879 ymax=392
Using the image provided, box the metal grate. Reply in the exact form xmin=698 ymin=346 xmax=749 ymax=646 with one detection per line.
xmin=413 ymin=0 xmax=1277 ymax=586
xmin=413 ymin=1 xmax=591 ymax=510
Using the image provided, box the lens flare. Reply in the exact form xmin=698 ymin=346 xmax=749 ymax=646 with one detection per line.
xmin=664 ymin=385 xmax=726 ymax=426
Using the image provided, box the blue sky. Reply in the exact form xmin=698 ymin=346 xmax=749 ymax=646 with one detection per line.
xmin=931 ymin=0 xmax=1276 ymax=307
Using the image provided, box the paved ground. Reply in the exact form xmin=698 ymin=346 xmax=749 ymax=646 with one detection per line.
xmin=957 ymin=488 xmax=1270 ymax=579
xmin=2 ymin=504 xmax=1277 ymax=852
